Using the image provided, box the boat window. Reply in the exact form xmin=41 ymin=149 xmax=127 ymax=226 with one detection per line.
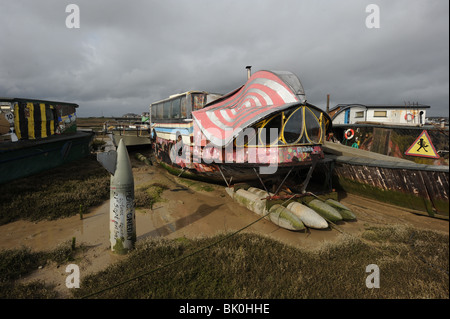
xmin=180 ymin=96 xmax=187 ymax=118
xmin=373 ymin=110 xmax=387 ymax=117
xmin=259 ymin=114 xmax=282 ymax=145
xmin=235 ymin=128 xmax=258 ymax=147
xmin=163 ymin=101 xmax=171 ymax=119
xmin=172 ymin=98 xmax=181 ymax=119
xmin=283 ymin=107 xmax=303 ymax=144
xmin=304 ymin=107 xmax=322 ymax=143
xmin=355 ymin=111 xmax=364 ymax=118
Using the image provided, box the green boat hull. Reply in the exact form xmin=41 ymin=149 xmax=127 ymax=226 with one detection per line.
xmin=0 ymin=131 xmax=94 ymax=184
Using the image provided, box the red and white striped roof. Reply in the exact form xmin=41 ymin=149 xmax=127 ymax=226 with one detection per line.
xmin=192 ymin=70 xmax=306 ymax=146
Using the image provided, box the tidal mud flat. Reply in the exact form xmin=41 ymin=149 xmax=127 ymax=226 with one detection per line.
xmin=0 ymin=146 xmax=448 ymax=299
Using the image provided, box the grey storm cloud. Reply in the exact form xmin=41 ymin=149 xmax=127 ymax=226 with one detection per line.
xmin=0 ymin=0 xmax=448 ymax=117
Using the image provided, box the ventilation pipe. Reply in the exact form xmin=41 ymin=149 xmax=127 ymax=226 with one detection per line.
xmin=246 ymin=66 xmax=252 ymax=80
xmin=326 ymin=94 xmax=330 ymax=113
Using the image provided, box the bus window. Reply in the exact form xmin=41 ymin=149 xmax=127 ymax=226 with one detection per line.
xmin=172 ymin=98 xmax=181 ymax=119
xmin=163 ymin=101 xmax=171 ymax=119
xmin=157 ymin=103 xmax=163 ymax=119
xmin=180 ymin=96 xmax=187 ymax=118
xmin=192 ymin=93 xmax=206 ymax=111
xmin=151 ymin=105 xmax=157 ymax=119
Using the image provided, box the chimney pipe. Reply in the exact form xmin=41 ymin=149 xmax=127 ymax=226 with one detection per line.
xmin=246 ymin=66 xmax=252 ymax=80
xmin=326 ymin=94 xmax=330 ymax=113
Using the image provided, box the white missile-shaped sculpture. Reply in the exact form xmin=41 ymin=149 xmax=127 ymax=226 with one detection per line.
xmin=97 ymin=138 xmax=136 ymax=254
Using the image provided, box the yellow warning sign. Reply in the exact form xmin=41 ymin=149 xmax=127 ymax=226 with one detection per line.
xmin=405 ymin=130 xmax=439 ymax=158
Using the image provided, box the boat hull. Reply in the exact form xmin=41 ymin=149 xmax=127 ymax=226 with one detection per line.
xmin=154 ymin=136 xmax=325 ymax=185
xmin=0 ymin=131 xmax=94 ymax=184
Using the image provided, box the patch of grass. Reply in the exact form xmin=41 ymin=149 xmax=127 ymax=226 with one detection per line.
xmin=0 ymin=281 xmax=58 ymax=299
xmin=177 ymin=178 xmax=215 ymax=192
xmin=0 ymin=241 xmax=77 ymax=282
xmin=135 ymin=182 xmax=169 ymax=209
xmin=73 ymin=227 xmax=449 ymax=299
xmin=0 ymin=155 xmax=110 ymax=225
xmin=0 ymin=240 xmax=80 ymax=298
xmin=91 ymin=138 xmax=106 ymax=151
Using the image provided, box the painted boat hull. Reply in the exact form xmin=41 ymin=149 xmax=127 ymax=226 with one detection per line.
xmin=154 ymin=136 xmax=325 ymax=184
xmin=0 ymin=131 xmax=94 ymax=184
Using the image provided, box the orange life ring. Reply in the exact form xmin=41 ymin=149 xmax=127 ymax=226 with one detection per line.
xmin=344 ymin=129 xmax=354 ymax=140
xmin=405 ymin=112 xmax=415 ymax=121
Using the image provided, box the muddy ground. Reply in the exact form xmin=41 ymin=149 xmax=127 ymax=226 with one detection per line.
xmin=0 ymin=151 xmax=448 ymax=298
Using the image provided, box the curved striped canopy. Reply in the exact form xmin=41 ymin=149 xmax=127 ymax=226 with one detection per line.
xmin=192 ymin=70 xmax=307 ymax=146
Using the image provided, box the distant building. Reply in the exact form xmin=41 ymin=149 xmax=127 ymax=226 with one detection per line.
xmin=122 ymin=113 xmax=139 ymax=118
xmin=328 ymin=103 xmax=430 ymax=126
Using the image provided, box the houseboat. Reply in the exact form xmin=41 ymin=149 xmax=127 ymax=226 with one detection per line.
xmin=0 ymin=97 xmax=94 ymax=184
xmin=149 ymin=70 xmax=332 ymax=191
xmin=327 ymin=103 xmax=448 ymax=165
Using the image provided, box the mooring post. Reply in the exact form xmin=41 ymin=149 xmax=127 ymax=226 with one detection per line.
xmin=109 ymin=139 xmax=136 ymax=254
xmin=97 ymin=138 xmax=136 ymax=254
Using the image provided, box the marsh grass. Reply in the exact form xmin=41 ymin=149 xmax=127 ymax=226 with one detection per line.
xmin=135 ymin=182 xmax=170 ymax=209
xmin=0 ymin=155 xmax=109 ymax=225
xmin=177 ymin=178 xmax=215 ymax=192
xmin=0 ymin=240 xmax=81 ymax=299
xmin=72 ymin=225 xmax=449 ymax=299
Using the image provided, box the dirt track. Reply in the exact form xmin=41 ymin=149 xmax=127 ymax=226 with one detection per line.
xmin=1 ymin=153 xmax=447 ymax=298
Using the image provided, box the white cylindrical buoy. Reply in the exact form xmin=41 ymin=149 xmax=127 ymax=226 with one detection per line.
xmin=268 ymin=204 xmax=305 ymax=231
xmin=234 ymin=189 xmax=266 ymax=216
xmin=286 ymin=202 xmax=329 ymax=229
xmin=110 ymin=139 xmax=136 ymax=254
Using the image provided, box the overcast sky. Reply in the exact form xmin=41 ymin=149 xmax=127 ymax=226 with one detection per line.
xmin=1 ymin=0 xmax=448 ymax=117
